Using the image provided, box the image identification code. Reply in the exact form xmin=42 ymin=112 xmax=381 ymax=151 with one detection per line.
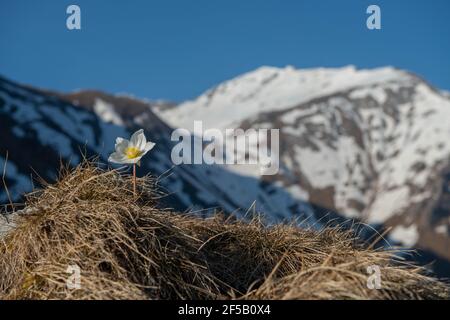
xmin=178 ymin=304 xmax=271 ymax=317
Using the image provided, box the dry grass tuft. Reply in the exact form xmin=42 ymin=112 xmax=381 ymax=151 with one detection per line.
xmin=0 ymin=162 xmax=448 ymax=300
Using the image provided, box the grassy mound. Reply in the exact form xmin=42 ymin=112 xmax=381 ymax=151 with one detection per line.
xmin=0 ymin=162 xmax=448 ymax=300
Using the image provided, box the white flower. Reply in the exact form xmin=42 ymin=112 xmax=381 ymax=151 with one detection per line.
xmin=108 ymin=129 xmax=155 ymax=165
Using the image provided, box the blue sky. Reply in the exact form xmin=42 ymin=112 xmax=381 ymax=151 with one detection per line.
xmin=1 ymin=0 xmax=449 ymax=101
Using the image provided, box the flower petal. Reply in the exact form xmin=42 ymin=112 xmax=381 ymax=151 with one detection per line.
xmin=108 ymin=152 xmax=127 ymax=164
xmin=116 ymin=137 xmax=125 ymax=145
xmin=143 ymin=141 xmax=156 ymax=153
xmin=124 ymin=155 xmax=142 ymax=164
xmin=138 ymin=134 xmax=148 ymax=150
xmin=130 ymin=129 xmax=145 ymax=148
xmin=109 ymin=152 xmax=142 ymax=164
xmin=115 ymin=139 xmax=129 ymax=154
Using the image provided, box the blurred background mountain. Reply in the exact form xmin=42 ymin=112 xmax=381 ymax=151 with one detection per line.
xmin=1 ymin=0 xmax=449 ymax=277
xmin=1 ymin=66 xmax=450 ymax=277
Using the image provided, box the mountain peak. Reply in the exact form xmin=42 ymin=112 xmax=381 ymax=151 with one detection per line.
xmin=245 ymin=64 xmax=405 ymax=80
xmin=158 ymin=65 xmax=416 ymax=130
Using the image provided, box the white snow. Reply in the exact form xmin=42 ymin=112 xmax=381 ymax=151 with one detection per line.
xmin=390 ymin=224 xmax=419 ymax=247
xmin=368 ymin=187 xmax=410 ymax=223
xmin=349 ymin=86 xmax=387 ymax=104
xmin=435 ymin=224 xmax=448 ymax=235
xmin=286 ymin=184 xmax=309 ymax=201
xmin=1 ymin=87 xmax=130 ymax=163
xmin=157 ymin=65 xmax=450 ymax=230
xmin=157 ymin=65 xmax=413 ymax=131
xmin=93 ymin=98 xmax=124 ymax=126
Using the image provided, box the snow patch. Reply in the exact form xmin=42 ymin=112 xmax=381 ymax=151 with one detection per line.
xmin=390 ymin=224 xmax=419 ymax=247
xmin=435 ymin=224 xmax=448 ymax=235
xmin=158 ymin=65 xmax=413 ymax=130
xmin=93 ymin=98 xmax=124 ymax=126
xmin=368 ymin=188 xmax=410 ymax=224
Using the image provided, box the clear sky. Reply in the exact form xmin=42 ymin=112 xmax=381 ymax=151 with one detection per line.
xmin=1 ymin=0 xmax=449 ymax=102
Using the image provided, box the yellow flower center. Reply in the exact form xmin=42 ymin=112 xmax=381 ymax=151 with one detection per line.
xmin=125 ymin=146 xmax=142 ymax=159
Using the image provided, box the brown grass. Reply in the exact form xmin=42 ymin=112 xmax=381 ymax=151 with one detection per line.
xmin=0 ymin=162 xmax=448 ymax=300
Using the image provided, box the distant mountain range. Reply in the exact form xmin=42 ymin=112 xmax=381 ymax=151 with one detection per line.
xmin=1 ymin=65 xmax=449 ymax=277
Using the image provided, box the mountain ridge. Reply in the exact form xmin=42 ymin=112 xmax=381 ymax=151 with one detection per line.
xmin=157 ymin=65 xmax=450 ymax=271
xmin=1 ymin=66 xmax=449 ymax=277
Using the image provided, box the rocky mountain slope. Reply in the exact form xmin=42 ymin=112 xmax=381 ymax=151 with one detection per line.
xmin=0 ymin=75 xmax=311 ymax=224
xmin=1 ymin=66 xmax=449 ymax=276
xmin=157 ymin=65 xmax=450 ymax=272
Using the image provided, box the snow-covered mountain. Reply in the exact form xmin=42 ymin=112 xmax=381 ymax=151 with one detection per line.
xmin=0 ymin=75 xmax=313 ymax=225
xmin=54 ymin=88 xmax=316 ymax=223
xmin=1 ymin=65 xmax=450 ymax=276
xmin=0 ymin=76 xmax=130 ymax=203
xmin=157 ymin=65 xmax=450 ymax=269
